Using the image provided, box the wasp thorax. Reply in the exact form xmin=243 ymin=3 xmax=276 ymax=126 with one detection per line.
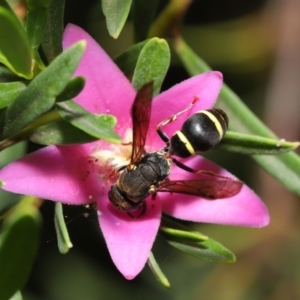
xmin=169 ymin=108 xmax=229 ymax=158
xmin=108 ymin=151 xmax=171 ymax=213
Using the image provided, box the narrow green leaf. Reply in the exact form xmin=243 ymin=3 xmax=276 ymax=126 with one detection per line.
xmin=9 ymin=290 xmax=22 ymax=300
xmin=0 ymin=7 xmax=33 ymax=79
xmin=161 ymin=217 xmax=236 ymax=263
xmin=160 ymin=226 xmax=208 ymax=242
xmin=102 ymin=0 xmax=132 ymax=39
xmin=41 ymin=0 xmax=65 ymax=62
xmin=132 ymin=38 xmax=170 ymax=95
xmin=174 ymin=37 xmax=300 ymax=196
xmin=0 ymin=141 xmax=26 ymax=168
xmin=148 ymin=0 xmax=188 ymax=39
xmin=0 ymin=82 xmax=26 ymax=109
xmin=132 ymin=0 xmax=160 ymax=42
xmin=56 ymin=77 xmax=85 ymax=102
xmin=0 ymin=0 xmax=24 ymax=30
xmin=39 ymin=0 xmax=52 ymax=5
xmin=0 ymin=41 xmax=86 ymax=139
xmin=0 ymin=142 xmax=26 ymax=216
xmin=221 ymin=85 xmax=276 ymax=137
xmin=0 ymin=197 xmax=41 ymax=300
xmin=25 ymin=0 xmax=48 ymax=51
xmin=0 ymin=0 xmax=14 ymax=11
xmin=147 ymin=252 xmax=170 ymax=289
xmin=0 ymin=192 xmax=20 ymax=217
xmin=0 ymin=65 xmax=19 ymax=80
xmin=253 ymin=155 xmax=300 ymax=196
xmin=54 ymin=203 xmax=72 ymax=254
xmin=166 ymin=236 xmax=236 ymax=263
xmin=56 ymin=100 xmax=121 ymax=143
xmin=220 ymin=131 xmax=299 ymax=155
xmin=29 ymin=119 xmax=97 ymax=145
xmin=114 ymin=40 xmax=147 ymax=76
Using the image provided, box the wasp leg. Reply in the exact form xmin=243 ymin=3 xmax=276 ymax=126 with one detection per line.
xmin=127 ymin=201 xmax=147 ymax=219
xmin=171 ymin=157 xmax=233 ymax=180
xmin=171 ymin=157 xmax=201 ymax=173
xmin=156 ymin=96 xmax=199 ymax=144
xmin=117 ymin=165 xmax=127 ymax=172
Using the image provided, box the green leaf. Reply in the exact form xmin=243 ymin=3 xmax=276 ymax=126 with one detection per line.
xmin=0 ymin=141 xmax=26 ymax=216
xmin=0 ymin=0 xmax=13 ymax=10
xmin=161 ymin=217 xmax=236 ymax=263
xmin=102 ymin=0 xmax=132 ymax=39
xmin=25 ymin=0 xmax=49 ymax=51
xmin=0 ymin=65 xmax=19 ymax=80
xmin=54 ymin=203 xmax=72 ymax=254
xmin=253 ymin=154 xmax=300 ymax=196
xmin=29 ymin=119 xmax=97 ymax=145
xmin=9 ymin=290 xmax=22 ymax=300
xmin=166 ymin=235 xmax=236 ymax=263
xmin=56 ymin=77 xmax=86 ymax=102
xmin=132 ymin=0 xmax=160 ymax=42
xmin=147 ymin=252 xmax=170 ymax=289
xmin=148 ymin=0 xmax=188 ymax=38
xmin=0 ymin=41 xmax=86 ymax=140
xmin=0 ymin=191 xmax=20 ymax=217
xmin=56 ymin=100 xmax=121 ymax=143
xmin=0 ymin=82 xmax=26 ymax=109
xmin=41 ymin=0 xmax=65 ymax=62
xmin=38 ymin=0 xmax=53 ymax=5
xmin=160 ymin=226 xmax=208 ymax=242
xmin=114 ymin=40 xmax=147 ymax=76
xmin=0 ymin=7 xmax=33 ymax=79
xmin=0 ymin=140 xmax=26 ymax=168
xmin=0 ymin=0 xmax=23 ymax=28
xmin=0 ymin=197 xmax=41 ymax=300
xmin=132 ymin=38 xmax=170 ymax=95
xmin=173 ymin=37 xmax=300 ymax=196
xmin=220 ymin=131 xmax=299 ymax=155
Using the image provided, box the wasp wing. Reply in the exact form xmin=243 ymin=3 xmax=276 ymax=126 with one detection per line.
xmin=157 ymin=178 xmax=243 ymax=199
xmin=130 ymin=82 xmax=153 ymax=165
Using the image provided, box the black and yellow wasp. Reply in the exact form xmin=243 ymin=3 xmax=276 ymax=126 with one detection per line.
xmin=108 ymin=83 xmax=242 ymax=216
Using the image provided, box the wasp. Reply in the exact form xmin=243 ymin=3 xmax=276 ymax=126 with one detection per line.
xmin=108 ymin=83 xmax=243 ymax=217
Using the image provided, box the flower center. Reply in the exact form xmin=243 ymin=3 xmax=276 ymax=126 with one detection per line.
xmin=89 ymin=129 xmax=134 ymax=186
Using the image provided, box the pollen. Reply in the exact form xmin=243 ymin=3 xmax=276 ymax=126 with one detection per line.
xmin=89 ymin=129 xmax=134 ymax=185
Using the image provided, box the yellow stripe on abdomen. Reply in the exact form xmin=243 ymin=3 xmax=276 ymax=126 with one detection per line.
xmin=200 ymin=110 xmax=224 ymax=137
xmin=174 ymin=131 xmax=195 ymax=155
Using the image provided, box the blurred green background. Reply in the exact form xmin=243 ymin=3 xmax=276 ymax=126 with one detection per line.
xmin=5 ymin=0 xmax=300 ymax=299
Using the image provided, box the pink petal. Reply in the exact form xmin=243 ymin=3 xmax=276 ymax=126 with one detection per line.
xmin=97 ymin=195 xmax=161 ymax=279
xmin=160 ymin=156 xmax=269 ymax=227
xmin=147 ymin=71 xmax=223 ymax=150
xmin=63 ymin=24 xmax=136 ymax=134
xmin=0 ymin=144 xmax=104 ymax=205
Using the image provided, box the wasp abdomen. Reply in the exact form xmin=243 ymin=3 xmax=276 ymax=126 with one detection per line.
xmin=170 ymin=108 xmax=228 ymax=158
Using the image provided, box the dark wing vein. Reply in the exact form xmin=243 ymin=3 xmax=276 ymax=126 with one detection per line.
xmin=131 ymin=82 xmax=153 ymax=164
xmin=158 ymin=179 xmax=243 ymax=199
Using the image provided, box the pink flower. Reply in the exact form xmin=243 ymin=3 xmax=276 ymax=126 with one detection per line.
xmin=0 ymin=24 xmax=269 ymax=279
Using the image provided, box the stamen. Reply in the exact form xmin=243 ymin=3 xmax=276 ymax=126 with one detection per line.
xmin=89 ymin=129 xmax=134 ymax=185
